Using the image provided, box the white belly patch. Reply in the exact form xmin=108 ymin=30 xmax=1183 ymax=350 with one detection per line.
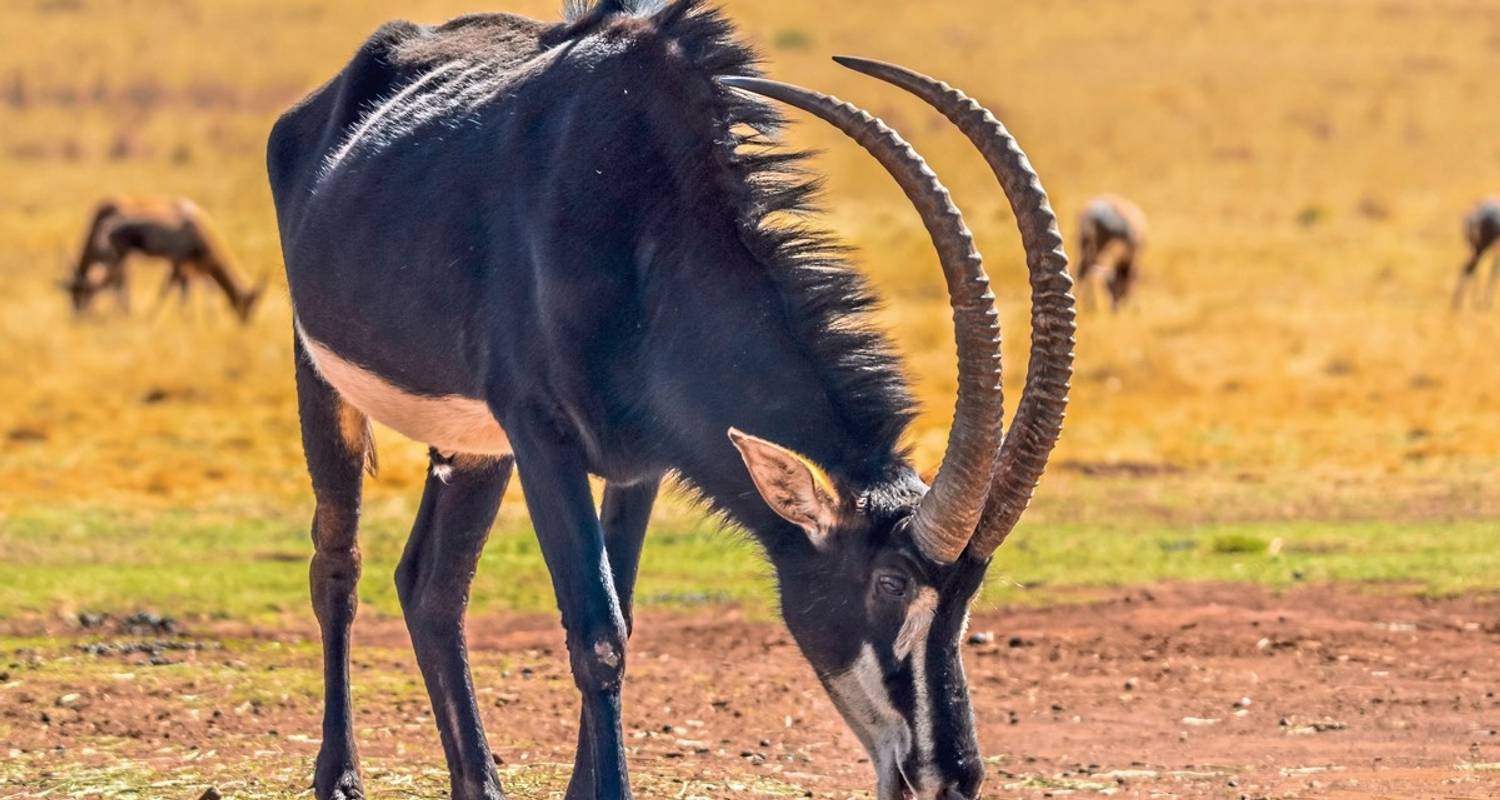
xmin=298 ymin=326 xmax=511 ymax=456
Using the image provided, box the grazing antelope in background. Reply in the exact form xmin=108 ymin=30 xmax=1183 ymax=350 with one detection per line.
xmin=64 ymin=196 xmax=265 ymax=323
xmin=267 ymin=2 xmax=1074 ymax=799
xmin=1454 ymin=197 xmax=1500 ymax=310
xmin=1077 ymin=194 xmax=1147 ymax=311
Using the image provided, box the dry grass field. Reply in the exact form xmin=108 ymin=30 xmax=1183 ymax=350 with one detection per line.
xmin=2 ymin=0 xmax=1500 ymax=797
xmin=4 ymin=0 xmax=1500 ymax=521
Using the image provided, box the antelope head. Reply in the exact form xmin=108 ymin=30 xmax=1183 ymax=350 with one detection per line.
xmin=722 ymin=59 xmax=1076 ymax=800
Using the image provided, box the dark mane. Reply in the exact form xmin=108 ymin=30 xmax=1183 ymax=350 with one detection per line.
xmin=565 ymin=0 xmax=918 ymax=467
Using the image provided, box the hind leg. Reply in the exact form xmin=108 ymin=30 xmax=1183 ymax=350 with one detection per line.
xmin=1077 ymin=268 xmax=1098 ymax=312
xmin=1076 ymin=235 xmax=1099 ymax=312
xmin=396 ymin=451 xmax=513 ymax=800
xmin=295 ymin=339 xmax=372 ymax=800
xmin=565 ymin=479 xmax=660 ymax=800
xmin=106 ymin=258 xmax=130 ymax=314
xmin=1107 ymin=258 xmax=1134 ymax=312
xmin=150 ymin=262 xmax=186 ymax=317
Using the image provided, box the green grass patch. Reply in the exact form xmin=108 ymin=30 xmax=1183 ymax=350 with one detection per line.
xmin=991 ymin=517 xmax=1500 ymax=603
xmin=2 ymin=503 xmax=1498 ymax=622
xmin=1210 ymin=532 xmax=1270 ymax=554
xmin=0 ymin=502 xmax=769 ymax=622
xmin=772 ymin=27 xmax=813 ymax=50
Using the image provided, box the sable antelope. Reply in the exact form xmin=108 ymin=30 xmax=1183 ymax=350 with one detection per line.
xmin=64 ymin=196 xmax=265 ymax=323
xmin=1454 ymin=197 xmax=1500 ymax=310
xmin=267 ymin=2 xmax=1074 ymax=799
xmin=1076 ymin=194 xmax=1147 ymax=311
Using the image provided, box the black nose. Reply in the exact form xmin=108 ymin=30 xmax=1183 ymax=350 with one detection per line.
xmin=939 ymin=788 xmax=975 ymax=800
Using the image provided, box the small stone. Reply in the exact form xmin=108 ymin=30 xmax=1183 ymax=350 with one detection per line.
xmin=967 ymin=631 xmax=995 ymax=646
xmin=197 ymin=789 xmax=223 ymax=800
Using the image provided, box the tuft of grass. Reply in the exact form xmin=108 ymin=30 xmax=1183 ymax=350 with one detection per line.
xmin=1295 ymin=205 xmax=1329 ymax=227
xmin=772 ymin=27 xmax=813 ymax=51
xmin=1210 ymin=532 xmax=1269 ymax=554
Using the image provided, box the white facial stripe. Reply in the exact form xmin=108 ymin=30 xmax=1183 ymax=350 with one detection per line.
xmin=910 ymin=633 xmax=938 ymax=793
xmin=826 ymin=644 xmax=909 ymax=790
xmin=894 ymin=587 xmax=939 ymax=662
xmin=895 ymin=589 xmax=943 ymax=796
xmin=297 ymin=324 xmax=511 ymax=456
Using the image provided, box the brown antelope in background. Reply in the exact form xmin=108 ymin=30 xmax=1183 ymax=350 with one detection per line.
xmin=1454 ymin=197 xmax=1500 ymax=310
xmin=64 ymin=195 xmax=265 ymax=323
xmin=1077 ymin=194 xmax=1147 ymax=311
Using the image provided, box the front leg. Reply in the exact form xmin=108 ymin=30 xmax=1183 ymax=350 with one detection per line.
xmin=1455 ymin=249 xmax=1483 ymax=311
xmin=506 ymin=406 xmax=633 ymax=800
xmin=1484 ymin=253 xmax=1500 ymax=310
xmin=567 ymin=480 xmax=660 ymax=800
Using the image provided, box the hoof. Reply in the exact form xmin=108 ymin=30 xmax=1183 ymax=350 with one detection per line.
xmin=315 ymin=755 xmax=364 ymax=800
xmin=565 ymin=776 xmax=631 ymax=800
xmin=455 ymin=777 xmax=507 ymax=800
xmin=317 ymin=774 xmax=364 ymax=800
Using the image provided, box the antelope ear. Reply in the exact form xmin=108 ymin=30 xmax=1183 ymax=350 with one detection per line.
xmin=728 ymin=428 xmax=841 ymax=545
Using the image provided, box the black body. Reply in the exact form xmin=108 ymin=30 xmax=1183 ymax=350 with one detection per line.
xmin=270 ymin=11 xmax=913 ymax=499
xmin=270 ymin=6 xmax=924 ymax=800
xmin=267 ymin=3 xmax=1076 ymax=799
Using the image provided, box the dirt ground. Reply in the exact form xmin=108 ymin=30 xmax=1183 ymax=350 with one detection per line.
xmin=3 ymin=583 xmax=1498 ymax=799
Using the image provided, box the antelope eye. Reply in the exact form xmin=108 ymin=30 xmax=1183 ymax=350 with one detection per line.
xmin=876 ymin=573 xmax=910 ymax=598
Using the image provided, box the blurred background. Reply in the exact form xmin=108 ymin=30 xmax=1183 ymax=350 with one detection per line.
xmin=2 ymin=1 xmax=1498 ymax=797
xmin=4 ymin=0 xmax=1496 ymax=612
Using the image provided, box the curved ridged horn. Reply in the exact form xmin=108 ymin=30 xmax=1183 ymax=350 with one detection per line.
xmin=834 ymin=57 xmax=1076 ymax=561
xmin=720 ymin=75 xmax=1003 ymax=565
